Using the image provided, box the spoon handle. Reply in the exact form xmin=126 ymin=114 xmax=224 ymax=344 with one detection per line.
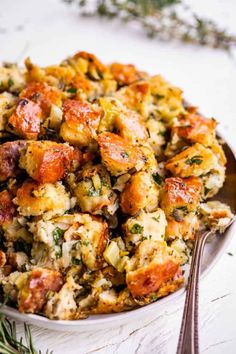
xmin=176 ymin=230 xmax=211 ymax=354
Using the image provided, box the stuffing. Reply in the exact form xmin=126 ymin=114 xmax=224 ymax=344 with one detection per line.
xmin=171 ymin=113 xmax=217 ymax=147
xmin=115 ymin=81 xmax=151 ymax=118
xmin=160 ymin=177 xmax=202 ymax=240
xmin=123 ymin=209 xmax=167 ymax=250
xmin=19 ymin=141 xmax=80 ymax=183
xmin=0 ymin=50 xmax=233 ymax=320
xmin=0 ymin=92 xmax=17 ymax=134
xmin=126 ymin=240 xmax=182 ymax=298
xmin=14 ymin=181 xmax=73 ymax=219
xmin=44 ymin=275 xmax=81 ymax=320
xmin=72 ymin=163 xmax=118 ymax=215
xmin=160 ymin=177 xmax=202 ymax=216
xmin=17 ymin=268 xmax=63 ymax=313
xmin=20 ymin=81 xmax=62 ymax=117
xmin=8 ymin=98 xmax=43 ymax=139
xmin=98 ymin=132 xmax=145 ymax=176
xmin=110 ymin=62 xmax=143 ymax=86
xmin=0 ymin=140 xmax=26 ymax=181
xmin=60 ymin=99 xmax=101 ymax=146
xmin=165 ymin=143 xmax=218 ymax=178
xmin=200 ymin=201 xmax=234 ymax=233
xmin=0 ymin=64 xmax=26 ymax=93
xmin=120 ymin=171 xmax=159 ymax=215
xmin=149 ymin=75 xmax=184 ymax=122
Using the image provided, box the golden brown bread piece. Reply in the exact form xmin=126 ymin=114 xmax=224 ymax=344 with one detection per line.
xmin=8 ymin=98 xmax=42 ymax=140
xmin=126 ymin=240 xmax=181 ymax=298
xmin=110 ymin=63 xmax=141 ymax=86
xmin=160 ymin=177 xmax=202 ymax=216
xmin=19 ymin=141 xmax=79 ymax=183
xmin=173 ymin=113 xmax=217 ymax=147
xmin=20 ymin=81 xmax=62 ymax=116
xmin=98 ymin=132 xmax=145 ymax=176
xmin=60 ymin=99 xmax=101 ymax=146
xmin=165 ymin=143 xmax=217 ymax=178
xmin=120 ymin=171 xmax=159 ymax=215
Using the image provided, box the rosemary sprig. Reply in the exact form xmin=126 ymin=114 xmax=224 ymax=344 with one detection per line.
xmin=0 ymin=312 xmax=52 ymax=354
xmin=63 ymin=0 xmax=236 ymax=50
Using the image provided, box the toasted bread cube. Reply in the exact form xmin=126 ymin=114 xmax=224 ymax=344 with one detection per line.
xmin=126 ymin=240 xmax=181 ymax=298
xmin=14 ymin=181 xmax=73 ymax=220
xmin=73 ymin=163 xmax=118 ymax=215
xmin=115 ymin=109 xmax=148 ymax=144
xmin=0 ymin=65 xmax=25 ymax=93
xmin=60 ymin=100 xmax=101 ymax=147
xmin=8 ymin=99 xmax=42 ymax=139
xmin=19 ymin=141 xmax=78 ymax=183
xmin=0 ymin=190 xmax=16 ymax=225
xmin=0 ymin=92 xmax=17 ymax=133
xmin=20 ymin=82 xmax=62 ymax=116
xmin=149 ymin=75 xmax=184 ymax=122
xmin=165 ymin=214 xmax=200 ymax=241
xmin=173 ymin=113 xmax=216 ymax=147
xmin=165 ymin=143 xmax=217 ymax=178
xmin=123 ymin=209 xmax=167 ymax=250
xmin=72 ymin=51 xmax=108 ymax=79
xmin=52 ymin=213 xmax=108 ymax=270
xmin=18 ymin=268 xmax=63 ymax=313
xmin=116 ymin=81 xmax=151 ymax=118
xmin=160 ymin=177 xmax=202 ymax=216
xmin=98 ymin=132 xmax=145 ymax=176
xmin=120 ymin=171 xmax=159 ymax=215
xmin=110 ymin=63 xmax=141 ymax=85
xmin=0 ymin=140 xmax=26 ymax=181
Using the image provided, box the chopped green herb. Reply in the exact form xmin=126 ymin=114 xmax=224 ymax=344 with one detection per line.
xmin=150 ymin=293 xmax=158 ymax=301
xmin=8 ymin=78 xmax=14 ymax=87
xmin=156 ymin=94 xmax=165 ymax=100
xmin=67 ymin=87 xmax=77 ymax=94
xmin=152 ymin=215 xmax=160 ymax=222
xmin=55 ymin=247 xmax=62 ymax=259
xmin=227 ymin=252 xmax=233 ymax=256
xmin=72 ymin=257 xmax=82 ymax=265
xmin=185 ymin=155 xmax=203 ymax=166
xmin=159 ymin=130 xmax=166 ymax=137
xmin=152 ymin=172 xmax=163 ymax=185
xmin=83 ymin=240 xmax=90 ymax=246
xmin=130 ymin=223 xmax=144 ymax=234
xmin=52 ymin=227 xmax=64 ymax=244
xmin=204 ymin=186 xmax=211 ymax=196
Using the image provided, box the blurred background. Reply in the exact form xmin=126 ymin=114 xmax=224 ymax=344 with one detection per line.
xmin=1 ymin=1 xmax=236 ymax=353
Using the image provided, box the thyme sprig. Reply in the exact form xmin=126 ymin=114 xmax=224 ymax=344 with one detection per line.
xmin=0 ymin=312 xmax=52 ymax=354
xmin=63 ymin=0 xmax=236 ymax=50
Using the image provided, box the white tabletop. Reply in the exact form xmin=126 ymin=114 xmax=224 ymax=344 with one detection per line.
xmin=1 ymin=0 xmax=236 ymax=352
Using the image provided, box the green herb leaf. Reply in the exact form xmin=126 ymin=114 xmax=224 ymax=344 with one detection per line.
xmin=185 ymin=155 xmax=203 ymax=166
xmin=72 ymin=257 xmax=82 ymax=265
xmin=152 ymin=172 xmax=163 ymax=185
xmin=130 ymin=223 xmax=144 ymax=234
xmin=52 ymin=227 xmax=64 ymax=244
xmin=67 ymin=87 xmax=77 ymax=94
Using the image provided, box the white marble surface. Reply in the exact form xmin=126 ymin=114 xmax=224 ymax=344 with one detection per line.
xmin=1 ymin=0 xmax=236 ymax=353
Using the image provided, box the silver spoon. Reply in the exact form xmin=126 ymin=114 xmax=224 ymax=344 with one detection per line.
xmin=176 ymin=217 xmax=235 ymax=354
